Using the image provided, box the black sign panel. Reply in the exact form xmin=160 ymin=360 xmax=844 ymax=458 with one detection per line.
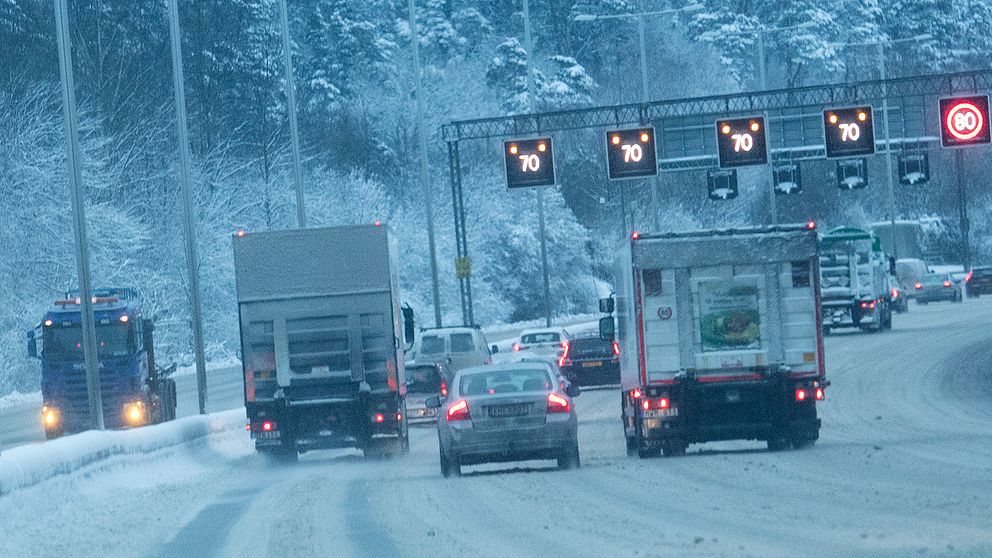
xmin=716 ymin=116 xmax=768 ymax=168
xmin=504 ymin=138 xmax=555 ymax=188
xmin=837 ymin=158 xmax=868 ymax=190
xmin=774 ymin=162 xmax=802 ymax=195
xmin=898 ymin=153 xmax=930 ymax=185
xmin=707 ymin=169 xmax=738 ymax=200
xmin=939 ymin=95 xmax=991 ymax=148
xmin=606 ymin=127 xmax=658 ymax=180
xmin=823 ymin=106 xmax=875 ymax=159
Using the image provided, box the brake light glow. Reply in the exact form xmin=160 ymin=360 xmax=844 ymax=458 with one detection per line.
xmin=943 ymin=280 xmax=952 ymax=288
xmin=245 ymin=423 xmax=251 ymax=431
xmin=440 ymin=381 xmax=448 ymax=397
xmin=795 ymin=389 xmax=807 ymax=402
xmin=815 ymin=387 xmax=825 ymax=401
xmin=447 ymin=399 xmax=470 ymax=421
xmin=374 ymin=413 xmax=385 ymax=423
xmin=396 ymin=412 xmax=403 ymax=422
xmin=915 ymin=282 xmax=923 ymax=289
xmin=631 ymin=231 xmax=641 ymax=240
xmin=558 ymin=341 xmax=571 ymax=367
xmin=119 ymin=315 xmax=129 ymax=323
xmin=262 ymin=420 xmax=274 ymax=432
xmin=612 ymin=340 xmax=621 ymax=356
xmin=891 ymin=288 xmax=899 ymax=299
xmin=513 ymin=343 xmax=521 ymax=352
xmin=631 ymin=388 xmax=642 ymax=399
xmin=806 ymin=220 xmax=817 ymax=230
xmin=547 ymin=392 xmax=570 ymax=413
xmin=966 ymin=271 xmax=973 ymax=283
xmin=642 ymin=397 xmax=670 ymax=410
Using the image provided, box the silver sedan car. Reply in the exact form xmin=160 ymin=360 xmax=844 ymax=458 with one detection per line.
xmin=426 ymin=363 xmax=580 ymax=477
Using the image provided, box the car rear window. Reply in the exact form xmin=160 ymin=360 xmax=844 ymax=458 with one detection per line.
xmin=922 ymin=275 xmax=945 ymax=285
xmin=406 ymin=365 xmax=441 ymax=394
xmin=570 ymin=338 xmax=613 ymax=357
xmin=521 ymin=332 xmax=560 ymax=344
xmin=972 ymin=268 xmax=992 ymax=277
xmin=450 ymin=333 xmax=475 ymax=353
xmin=458 ymin=368 xmax=553 ymax=396
xmin=420 ymin=335 xmax=445 ymax=354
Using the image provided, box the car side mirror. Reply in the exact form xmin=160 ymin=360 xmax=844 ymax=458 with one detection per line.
xmin=424 ymin=396 xmax=442 ymax=409
xmin=27 ymin=330 xmax=38 ymax=359
xmin=599 ymin=317 xmax=615 ymax=341
xmin=599 ymin=297 xmax=615 ymax=314
xmin=491 ymin=344 xmax=499 ymax=354
xmin=566 ymin=384 xmax=581 ymax=398
xmin=402 ymin=304 xmax=415 ymax=345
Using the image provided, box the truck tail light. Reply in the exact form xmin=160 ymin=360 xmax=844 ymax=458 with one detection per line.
xmin=815 ymin=387 xmax=825 ymax=401
xmin=440 ymin=381 xmax=448 ymax=397
xmin=612 ymin=340 xmax=621 ymax=362
xmin=547 ymin=392 xmax=570 ymax=413
xmin=891 ymin=288 xmax=899 ymax=299
xmin=261 ymin=419 xmax=276 ymax=432
xmin=630 ymin=388 xmax=642 ymax=399
xmin=374 ymin=413 xmax=385 ymax=423
xmin=558 ymin=341 xmax=571 ymax=367
xmin=795 ymin=388 xmax=807 ymax=402
xmin=642 ymin=397 xmax=670 ymax=411
xmin=446 ymin=399 xmax=470 ymax=421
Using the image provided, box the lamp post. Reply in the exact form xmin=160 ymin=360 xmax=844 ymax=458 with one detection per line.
xmin=276 ymin=0 xmax=307 ymax=228
xmin=574 ymin=4 xmax=703 ymax=233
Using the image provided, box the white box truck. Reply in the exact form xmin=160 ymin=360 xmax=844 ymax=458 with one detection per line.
xmin=233 ymin=225 xmax=414 ymax=461
xmin=602 ymin=225 xmax=827 ymax=458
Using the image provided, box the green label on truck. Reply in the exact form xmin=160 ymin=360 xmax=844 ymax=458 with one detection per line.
xmin=699 ymin=282 xmax=761 ymax=352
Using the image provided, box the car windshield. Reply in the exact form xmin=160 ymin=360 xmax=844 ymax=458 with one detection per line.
xmin=521 ymin=332 xmax=560 ymax=345
xmin=406 ymin=365 xmax=442 ymax=394
xmin=419 ymin=335 xmax=445 ymax=355
xmin=43 ymin=323 xmax=132 ymax=359
xmin=458 ymin=368 xmax=553 ymax=396
xmin=450 ymin=333 xmax=475 ymax=353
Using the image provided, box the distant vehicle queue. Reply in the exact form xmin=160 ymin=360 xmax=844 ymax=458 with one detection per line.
xmin=28 ymin=222 xmax=983 ymax=476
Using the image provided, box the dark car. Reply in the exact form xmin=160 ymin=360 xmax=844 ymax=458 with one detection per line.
xmin=966 ymin=266 xmax=992 ymax=298
xmin=914 ymin=273 xmax=962 ymax=304
xmin=558 ymin=336 xmax=620 ymax=387
xmin=404 ymin=361 xmax=451 ymax=423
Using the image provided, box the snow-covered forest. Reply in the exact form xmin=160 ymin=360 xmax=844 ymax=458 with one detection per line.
xmin=2 ymin=0 xmax=992 ymax=395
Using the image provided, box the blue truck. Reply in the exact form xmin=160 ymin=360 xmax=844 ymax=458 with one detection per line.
xmin=27 ymin=288 xmax=177 ymax=439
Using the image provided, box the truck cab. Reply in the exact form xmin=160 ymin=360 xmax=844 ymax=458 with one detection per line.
xmin=27 ymin=288 xmax=176 ymax=439
xmin=819 ymin=227 xmax=894 ymax=333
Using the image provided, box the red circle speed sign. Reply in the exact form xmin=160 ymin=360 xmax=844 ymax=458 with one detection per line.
xmin=946 ymin=101 xmax=984 ymax=140
xmin=939 ymin=95 xmax=991 ymax=147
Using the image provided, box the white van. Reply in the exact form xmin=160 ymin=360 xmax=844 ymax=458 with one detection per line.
xmin=412 ymin=327 xmax=492 ymax=372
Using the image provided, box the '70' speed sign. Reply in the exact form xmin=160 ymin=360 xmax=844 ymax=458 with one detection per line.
xmin=504 ymin=138 xmax=556 ymax=188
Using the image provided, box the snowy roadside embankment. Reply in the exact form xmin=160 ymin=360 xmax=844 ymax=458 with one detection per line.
xmin=0 ymin=408 xmax=245 ymax=496
xmin=481 ymin=312 xmax=601 ymax=338
xmin=0 ymin=390 xmax=41 ymax=411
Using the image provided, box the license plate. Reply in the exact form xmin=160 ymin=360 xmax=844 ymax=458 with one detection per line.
xmin=581 ymin=361 xmax=603 ymax=368
xmin=257 ymin=431 xmax=281 ymax=439
xmin=489 ymin=403 xmax=529 ymax=418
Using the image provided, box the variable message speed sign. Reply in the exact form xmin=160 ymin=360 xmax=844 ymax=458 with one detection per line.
xmin=939 ymin=95 xmax=991 ymax=147
xmin=606 ymin=127 xmax=658 ymax=179
xmin=823 ymin=106 xmax=875 ymax=158
xmin=716 ymin=116 xmax=768 ymax=168
xmin=504 ymin=138 xmax=555 ymax=188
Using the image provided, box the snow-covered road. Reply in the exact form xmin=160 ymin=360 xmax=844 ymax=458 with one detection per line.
xmin=2 ymin=301 xmax=990 ymax=557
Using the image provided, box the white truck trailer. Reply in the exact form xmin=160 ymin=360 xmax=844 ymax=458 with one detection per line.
xmin=233 ymin=225 xmax=415 ymax=461
xmin=602 ymin=225 xmax=827 ymax=457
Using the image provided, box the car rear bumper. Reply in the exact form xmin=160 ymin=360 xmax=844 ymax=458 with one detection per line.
xmin=442 ymin=420 xmax=575 ymax=464
xmin=562 ymin=361 xmax=620 ymax=386
xmin=916 ymin=289 xmax=957 ymax=301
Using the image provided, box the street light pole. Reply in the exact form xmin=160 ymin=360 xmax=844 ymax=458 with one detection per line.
xmin=408 ymin=0 xmax=444 ymax=328
xmin=167 ymin=0 xmax=209 ymax=415
xmin=522 ymin=0 xmax=554 ymax=328
xmin=636 ymin=1 xmax=662 ymax=232
xmin=757 ymin=29 xmax=778 ymax=225
xmin=277 ymin=0 xmax=307 ymax=228
xmin=878 ymin=42 xmax=899 ymax=260
xmin=53 ymin=0 xmax=103 ymax=431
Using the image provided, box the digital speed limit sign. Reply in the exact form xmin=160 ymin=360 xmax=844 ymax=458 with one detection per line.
xmin=606 ymin=127 xmax=658 ymax=180
xmin=939 ymin=95 xmax=991 ymax=148
xmin=716 ymin=116 xmax=768 ymax=168
xmin=504 ymin=138 xmax=556 ymax=188
xmin=823 ymin=106 xmax=875 ymax=158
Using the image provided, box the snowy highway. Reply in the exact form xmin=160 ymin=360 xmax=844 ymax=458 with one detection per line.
xmin=2 ymin=301 xmax=991 ymax=557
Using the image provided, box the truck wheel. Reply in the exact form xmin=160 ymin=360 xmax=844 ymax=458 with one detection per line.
xmin=262 ymin=445 xmax=298 ymax=464
xmin=662 ymin=440 xmax=687 ymax=457
xmin=637 ymin=446 xmax=661 ymax=459
xmin=44 ymin=429 xmax=63 ymax=441
xmin=791 ymin=438 xmax=816 ymax=450
xmin=557 ymin=441 xmax=581 ymax=470
xmin=625 ymin=436 xmax=638 ymax=457
xmin=767 ymin=438 xmax=790 ymax=452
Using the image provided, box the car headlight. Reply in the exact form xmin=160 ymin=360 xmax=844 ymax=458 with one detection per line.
xmin=42 ymin=406 xmax=59 ymax=428
xmin=123 ymin=401 xmax=146 ymax=425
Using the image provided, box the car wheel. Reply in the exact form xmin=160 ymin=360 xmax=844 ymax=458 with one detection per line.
xmin=440 ymin=448 xmax=460 ymax=478
xmin=767 ymin=438 xmax=790 ymax=452
xmin=661 ymin=440 xmax=687 ymax=457
xmin=558 ymin=442 xmax=581 ymax=470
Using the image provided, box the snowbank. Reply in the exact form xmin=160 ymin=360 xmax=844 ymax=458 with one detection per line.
xmin=0 ymin=408 xmax=245 ymax=496
xmin=173 ymin=355 xmax=243 ymax=378
xmin=482 ymin=312 xmax=602 ymax=337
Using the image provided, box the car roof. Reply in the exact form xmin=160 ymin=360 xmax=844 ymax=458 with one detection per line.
xmin=519 ymin=327 xmax=568 ymax=336
xmin=455 ymin=362 xmax=552 ymax=377
xmin=421 ymin=327 xmax=478 ymax=336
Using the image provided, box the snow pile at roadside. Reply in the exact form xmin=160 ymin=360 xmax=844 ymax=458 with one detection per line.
xmin=483 ymin=313 xmax=601 ymax=337
xmin=0 ymin=408 xmax=245 ymax=496
xmin=173 ymin=355 xmax=243 ymax=378
xmin=0 ymin=390 xmax=41 ymax=411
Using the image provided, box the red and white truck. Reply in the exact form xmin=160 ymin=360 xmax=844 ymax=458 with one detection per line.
xmin=602 ymin=225 xmax=827 ymax=457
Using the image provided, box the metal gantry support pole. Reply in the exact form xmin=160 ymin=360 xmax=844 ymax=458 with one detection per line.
xmin=277 ymin=0 xmax=307 ymax=228
xmin=757 ymin=30 xmax=778 ymax=225
xmin=53 ymin=0 xmax=104 ymax=431
xmin=878 ymin=43 xmax=899 ymax=260
xmin=955 ymin=149 xmax=971 ymax=271
xmin=447 ymin=141 xmax=473 ymax=325
xmin=637 ymin=1 xmax=661 ymax=232
xmin=408 ymin=0 xmax=443 ymax=328
xmin=167 ymin=0 xmax=209 ymax=415
xmin=522 ymin=0 xmax=554 ymax=328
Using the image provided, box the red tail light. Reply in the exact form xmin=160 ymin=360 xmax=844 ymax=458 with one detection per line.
xmin=245 ymin=423 xmax=251 ymax=431
xmin=396 ymin=412 xmax=403 ymax=422
xmin=547 ymin=392 xmax=570 ymax=413
xmin=374 ymin=413 xmax=385 ymax=423
xmin=558 ymin=341 xmax=571 ymax=367
xmin=795 ymin=388 xmax=807 ymax=402
xmin=805 ymin=220 xmax=817 ymax=230
xmin=631 ymin=231 xmax=641 ymax=240
xmin=641 ymin=397 xmax=670 ymax=411
xmin=891 ymin=288 xmax=899 ymax=299
xmin=440 ymin=381 xmax=448 ymax=398
xmin=966 ymin=271 xmax=973 ymax=283
xmin=814 ymin=387 xmax=825 ymax=401
xmin=915 ymin=282 xmax=923 ymax=290
xmin=513 ymin=343 xmax=521 ymax=352
xmin=943 ymin=280 xmax=952 ymax=288
xmin=262 ymin=420 xmax=275 ymax=432
xmin=446 ymin=399 xmax=470 ymax=421
xmin=612 ymin=340 xmax=621 ymax=356
xmin=631 ymin=388 xmax=642 ymax=399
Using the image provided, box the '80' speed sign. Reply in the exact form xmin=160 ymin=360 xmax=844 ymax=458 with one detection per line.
xmin=939 ymin=95 xmax=991 ymax=148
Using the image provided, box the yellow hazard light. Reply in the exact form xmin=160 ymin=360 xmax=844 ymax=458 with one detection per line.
xmin=721 ymin=124 xmax=731 ymax=134
xmin=612 ymin=135 xmax=621 ymax=145
xmin=750 ymin=121 xmax=760 ymax=132
xmin=537 ymin=142 xmax=547 ymax=152
xmin=858 ymin=111 xmax=867 ymax=121
xmin=828 ymin=114 xmax=838 ymax=124
xmin=640 ymin=132 xmax=650 ymax=142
